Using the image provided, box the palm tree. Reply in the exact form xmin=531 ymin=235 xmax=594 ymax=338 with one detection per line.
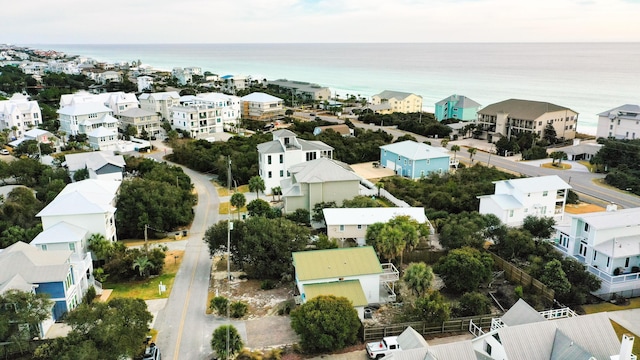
xmin=440 ymin=139 xmax=449 ymax=149
xmin=10 ymin=126 xmax=18 ymax=140
xmin=450 ymin=145 xmax=461 ymax=160
xmin=375 ymin=182 xmax=384 ymax=197
xmin=132 ymin=256 xmax=153 ymax=278
xmin=467 ymin=147 xmax=477 ymax=162
xmin=403 ymin=262 xmax=434 ymax=297
xmin=248 ymin=176 xmax=265 ymax=199
xmin=274 ymin=186 xmax=282 ymax=201
xmin=230 ymin=192 xmax=246 ymax=220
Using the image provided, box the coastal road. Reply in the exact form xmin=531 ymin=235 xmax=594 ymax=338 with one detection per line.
xmin=149 ymin=146 xmax=233 ymax=360
xmin=300 ymin=110 xmax=640 ymax=208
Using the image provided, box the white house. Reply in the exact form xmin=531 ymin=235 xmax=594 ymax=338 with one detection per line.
xmin=596 ymin=104 xmax=640 ymax=140
xmin=291 ymin=247 xmax=399 ymax=320
xmin=64 ymin=151 xmax=126 ymax=181
xmin=87 ymin=126 xmax=119 ymax=151
xmin=241 ymin=92 xmax=285 ymax=121
xmin=323 ymin=207 xmax=427 ymax=246
xmin=0 ymin=93 xmax=42 ymax=139
xmin=138 ymin=91 xmax=181 ymax=120
xmin=478 ymin=175 xmax=571 ymax=226
xmin=554 ymin=206 xmax=640 ymax=300
xmin=257 ymin=129 xmax=333 ymax=193
xmin=37 ymin=179 xmax=119 ymax=242
xmin=137 ymin=75 xmax=154 ymax=93
xmin=60 ymin=91 xmax=139 ymax=115
xmin=172 ymin=93 xmax=241 ymax=135
xmin=57 ymin=101 xmax=115 ymax=136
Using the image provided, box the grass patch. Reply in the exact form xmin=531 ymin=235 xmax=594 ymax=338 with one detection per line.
xmin=540 ymin=162 xmax=572 ymax=170
xmin=578 ymin=160 xmax=596 ymax=172
xmin=582 ymin=297 xmax=640 ymax=314
xmin=120 ymin=238 xmax=177 ymax=247
xmin=104 ymin=250 xmax=184 ymax=300
xmin=219 ymin=202 xmax=247 ymax=216
xmin=610 ymin=320 xmax=640 ymax=356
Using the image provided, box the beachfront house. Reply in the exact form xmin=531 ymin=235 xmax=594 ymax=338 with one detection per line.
xmin=478 ymin=175 xmax=571 ymax=227
xmin=281 ymin=158 xmax=360 ymax=217
xmin=323 ymin=207 xmax=427 ymax=246
xmin=475 ymin=98 xmax=578 ymax=142
xmin=138 ymin=91 xmax=181 ymax=121
xmin=553 ymin=205 xmax=640 ymax=300
xmin=379 ymin=140 xmax=455 ymax=178
xmin=117 ymin=107 xmax=161 ymax=137
xmin=0 ymin=93 xmax=42 ymax=139
xmin=596 ymin=104 xmax=640 ymax=140
xmin=371 ymin=90 xmax=423 ymax=114
xmin=257 ymin=129 xmax=333 ymax=193
xmin=435 ymin=94 xmax=481 ymax=122
xmin=292 ymin=246 xmax=399 ymax=320
xmin=267 ymin=79 xmax=332 ymax=103
xmin=241 ymin=92 xmax=285 ymax=121
xmin=64 ymin=151 xmax=126 ymax=182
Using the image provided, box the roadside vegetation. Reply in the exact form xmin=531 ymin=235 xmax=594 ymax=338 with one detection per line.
xmin=591 ymin=138 xmax=640 ymax=195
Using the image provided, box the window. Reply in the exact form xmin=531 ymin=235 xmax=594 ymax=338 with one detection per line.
xmin=543 ymin=191 xmax=548 ymax=197
xmin=509 ymin=210 xmax=514 ymax=217
xmin=584 ymin=223 xmax=589 ymax=232
xmin=41 ymin=244 xmax=47 ymax=251
xmin=404 ymin=159 xmax=407 ymax=165
xmin=625 ymin=257 xmax=630 ymax=267
xmin=280 ymin=170 xmax=284 ymax=177
xmin=357 ymin=225 xmax=362 ymax=229
xmin=339 ymin=225 xmax=345 ymax=232
xmin=267 ymin=155 xmax=271 ymax=165
xmin=279 ymin=154 xmax=283 ymax=163
xmin=268 ymin=171 xmax=272 ymax=178
xmin=593 ymin=251 xmax=597 ymax=261
xmin=486 ymin=343 xmax=492 ymax=355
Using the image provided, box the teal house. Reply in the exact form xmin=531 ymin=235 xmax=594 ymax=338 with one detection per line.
xmin=380 ymin=141 xmax=453 ymax=179
xmin=435 ymin=94 xmax=481 ymax=121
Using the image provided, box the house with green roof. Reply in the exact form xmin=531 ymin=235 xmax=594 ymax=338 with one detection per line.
xmin=292 ymin=246 xmax=399 ymax=319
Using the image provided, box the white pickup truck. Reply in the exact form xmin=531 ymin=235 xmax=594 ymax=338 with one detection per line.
xmin=366 ymin=336 xmax=401 ymax=359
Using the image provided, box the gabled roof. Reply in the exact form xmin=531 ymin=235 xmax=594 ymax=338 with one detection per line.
xmin=24 ymin=128 xmax=51 ymax=138
xmin=373 ymin=90 xmax=421 ymax=100
xmin=0 ymin=242 xmax=71 ymax=285
xmin=478 ymin=99 xmax=576 ymax=119
xmin=397 ymin=326 xmax=429 ymax=350
xmin=64 ymin=151 xmax=125 ymax=172
xmin=436 ymin=94 xmax=481 ymax=108
xmin=298 ymin=139 xmax=334 ymax=152
xmin=59 ymin=179 xmax=120 ymax=197
xmin=138 ymin=91 xmax=180 ymax=101
xmin=257 ymin=141 xmax=284 ymax=154
xmin=292 ymin=246 xmax=383 ymax=281
xmin=57 ymin=102 xmax=112 ymax=116
xmin=288 ymin=158 xmax=360 ymax=184
xmin=501 ymin=298 xmax=547 ymax=326
xmin=303 ymin=280 xmax=368 ymax=307
xmin=87 ymin=126 xmax=117 ymax=137
xmin=476 ymin=194 xmax=523 ymax=210
xmin=380 ymin=141 xmax=450 ymax=160
xmin=0 ymin=274 xmax=35 ymax=294
xmin=598 ymin=104 xmax=640 ymax=118
xmin=272 ymin=129 xmax=297 ymax=138
xmin=30 ymin=221 xmax=88 ymax=246
xmin=241 ymin=92 xmax=283 ymax=103
xmin=118 ymin=107 xmax=156 ymax=117
xmin=37 ymin=191 xmax=115 ymax=217
xmin=323 ymin=207 xmax=427 ymax=226
xmin=550 ymin=329 xmax=592 ymax=360
xmin=497 ymin=175 xmax=571 ymax=193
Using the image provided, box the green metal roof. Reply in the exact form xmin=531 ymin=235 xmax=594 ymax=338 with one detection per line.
xmin=292 ymin=246 xmax=383 ymax=281
xmin=303 ymin=280 xmax=368 ymax=307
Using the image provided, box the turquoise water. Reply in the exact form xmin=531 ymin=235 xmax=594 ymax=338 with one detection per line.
xmin=32 ymin=43 xmax=640 ymax=135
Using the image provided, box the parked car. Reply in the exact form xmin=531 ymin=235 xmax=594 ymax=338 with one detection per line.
xmin=142 ymin=343 xmax=161 ymax=360
xmin=366 ymin=336 xmax=401 ymax=359
xmin=0 ymin=149 xmax=9 ymax=155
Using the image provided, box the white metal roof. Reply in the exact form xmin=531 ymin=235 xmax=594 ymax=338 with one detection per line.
xmin=380 ymin=140 xmax=449 ymax=160
xmin=497 ymin=175 xmax=571 ymax=193
xmin=30 ymin=221 xmax=88 ymax=245
xmin=288 ymin=158 xmax=360 ymax=184
xmin=241 ymin=92 xmax=283 ymax=103
xmin=323 ymin=207 xmax=426 ymax=226
xmin=577 ymin=207 xmax=640 ymax=230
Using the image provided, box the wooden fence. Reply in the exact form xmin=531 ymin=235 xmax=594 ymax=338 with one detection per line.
xmin=489 ymin=252 xmax=555 ymax=303
xmin=363 ymin=314 xmax=496 ymax=341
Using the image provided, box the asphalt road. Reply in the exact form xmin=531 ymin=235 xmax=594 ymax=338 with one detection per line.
xmin=298 ymin=110 xmax=640 ymax=209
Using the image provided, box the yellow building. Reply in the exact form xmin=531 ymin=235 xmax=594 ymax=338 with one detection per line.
xmin=371 ymin=90 xmax=423 ymax=114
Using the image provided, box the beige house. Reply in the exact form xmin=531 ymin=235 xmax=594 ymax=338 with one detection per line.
xmin=281 ymin=158 xmax=361 ymax=217
xmin=117 ymin=107 xmax=161 ymax=137
xmin=268 ymin=79 xmax=332 ymax=102
xmin=240 ymin=92 xmax=285 ymax=121
xmin=323 ymin=207 xmax=427 ymax=246
xmin=138 ymin=91 xmax=181 ymax=121
xmin=371 ymin=90 xmax=423 ymax=114
xmin=475 ymin=99 xmax=578 ymax=142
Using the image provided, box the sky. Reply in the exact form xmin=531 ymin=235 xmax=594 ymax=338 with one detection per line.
xmin=4 ymin=0 xmax=640 ymax=44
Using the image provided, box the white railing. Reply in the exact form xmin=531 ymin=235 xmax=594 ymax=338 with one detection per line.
xmin=380 ymin=263 xmax=399 ymax=282
xmin=539 ymin=307 xmax=578 ymax=319
xmin=469 ymin=319 xmax=485 ymax=337
xmin=490 ymin=318 xmax=505 ymax=331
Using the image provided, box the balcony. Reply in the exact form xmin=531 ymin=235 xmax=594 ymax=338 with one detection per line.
xmin=380 ymin=263 xmax=399 ymax=282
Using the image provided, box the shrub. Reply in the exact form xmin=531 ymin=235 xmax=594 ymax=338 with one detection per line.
xmin=457 ymin=292 xmax=491 ymax=317
xmin=230 ymin=301 xmax=249 ymax=318
xmin=514 ymin=285 xmax=524 ymax=299
xmin=261 ymin=280 xmax=275 ymax=290
xmin=210 ymin=296 xmax=229 ymax=315
xmin=83 ymin=286 xmax=97 ymax=305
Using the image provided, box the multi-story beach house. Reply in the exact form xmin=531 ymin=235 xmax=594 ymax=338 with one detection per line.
xmin=57 ymin=101 xmax=118 ymax=137
xmin=170 ymin=93 xmax=240 ymax=138
xmin=117 ymin=107 xmax=161 ymax=137
xmin=323 ymin=207 xmax=427 ymax=246
xmin=554 ymin=205 xmax=640 ymax=300
xmin=379 ymin=140 xmax=456 ymax=178
xmin=241 ymin=92 xmax=285 ymax=121
xmin=475 ymin=98 xmax=578 ymax=142
xmin=0 ymin=93 xmax=42 ymax=139
xmin=596 ymin=104 xmax=640 ymax=140
xmin=137 ymin=75 xmax=154 ymax=93
xmin=268 ymin=79 xmax=332 ymax=103
xmin=178 ymin=92 xmax=241 ymax=132
xmin=478 ymin=175 xmax=571 ymax=227
xmin=87 ymin=127 xmax=119 ymax=151
xmin=138 ymin=91 xmax=181 ymax=120
xmin=281 ymin=158 xmax=361 ymax=217
xmin=257 ymin=129 xmax=333 ymax=193
xmin=435 ymin=94 xmax=481 ymax=121
xmin=221 ymin=74 xmax=250 ymax=94
xmin=371 ymin=90 xmax=423 ymax=114
xmin=64 ymin=151 xmax=126 ymax=182
xmin=60 ymin=91 xmax=139 ymax=115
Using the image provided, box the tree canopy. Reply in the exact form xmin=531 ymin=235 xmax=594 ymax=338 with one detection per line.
xmin=211 ymin=325 xmax=243 ymax=360
xmin=290 ymin=295 xmax=361 ymax=353
xmin=435 ymin=247 xmax=494 ymax=294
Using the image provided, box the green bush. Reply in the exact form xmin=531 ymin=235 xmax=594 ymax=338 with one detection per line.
xmin=210 ymin=296 xmax=229 ymax=315
xmin=83 ymin=286 xmax=97 ymax=305
xmin=230 ymin=301 xmax=249 ymax=318
xmin=514 ymin=285 xmax=524 ymax=299
xmin=261 ymin=280 xmax=275 ymax=290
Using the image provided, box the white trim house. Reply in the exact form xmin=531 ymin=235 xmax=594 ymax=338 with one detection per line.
xmin=478 ymin=175 xmax=571 ymax=227
xmin=596 ymin=104 xmax=640 ymax=140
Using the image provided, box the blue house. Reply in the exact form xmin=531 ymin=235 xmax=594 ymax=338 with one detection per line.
xmin=435 ymin=94 xmax=481 ymax=122
xmin=379 ymin=141 xmax=453 ymax=179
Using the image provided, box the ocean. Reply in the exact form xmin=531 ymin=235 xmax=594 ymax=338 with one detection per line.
xmin=31 ymin=43 xmax=640 ymax=135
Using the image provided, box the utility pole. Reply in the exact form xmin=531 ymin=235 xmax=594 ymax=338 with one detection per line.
xmin=226 ymin=156 xmax=231 ymax=358
xmin=144 ymin=224 xmax=148 ymax=255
